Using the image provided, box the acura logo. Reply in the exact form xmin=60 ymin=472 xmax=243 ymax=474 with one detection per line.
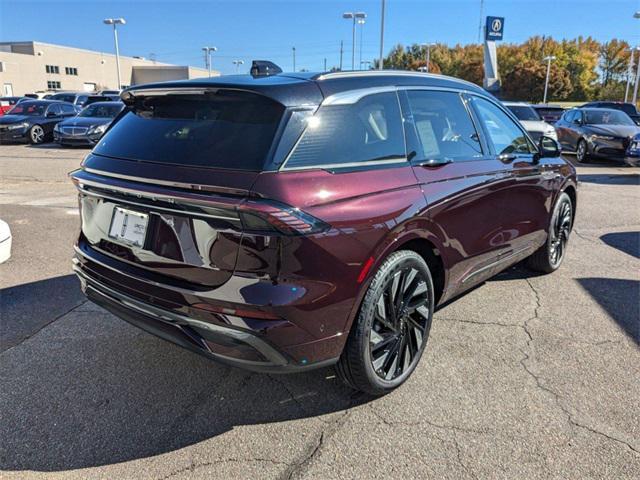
xmin=492 ymin=19 xmax=502 ymax=32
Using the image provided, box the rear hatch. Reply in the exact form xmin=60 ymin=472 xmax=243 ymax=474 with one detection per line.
xmin=72 ymin=87 xmax=307 ymax=288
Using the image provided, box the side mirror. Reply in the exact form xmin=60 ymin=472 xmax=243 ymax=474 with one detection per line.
xmin=537 ymin=136 xmax=560 ymax=159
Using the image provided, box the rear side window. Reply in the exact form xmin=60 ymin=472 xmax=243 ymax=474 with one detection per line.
xmin=93 ymin=91 xmax=285 ymax=170
xmin=472 ymin=96 xmax=536 ymax=155
xmin=406 ymin=90 xmax=483 ymax=162
xmin=283 ymin=92 xmax=405 ymax=170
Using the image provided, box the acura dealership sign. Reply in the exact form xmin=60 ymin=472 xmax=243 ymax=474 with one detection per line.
xmin=485 ymin=16 xmax=505 ymax=41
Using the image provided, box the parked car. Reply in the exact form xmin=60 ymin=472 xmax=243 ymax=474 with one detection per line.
xmin=70 ymin=70 xmax=577 ymax=395
xmin=48 ymin=92 xmax=93 ymax=109
xmin=0 ymin=100 xmax=77 ymax=144
xmin=555 ymin=107 xmax=640 ymax=163
xmin=54 ymin=101 xmax=124 ymax=147
xmin=531 ymin=104 xmax=565 ymax=124
xmin=503 ymin=101 xmax=557 ymax=143
xmin=580 ymin=101 xmax=640 ymax=126
xmin=96 ymin=90 xmax=121 ymax=96
xmin=0 ymin=97 xmax=27 ymax=116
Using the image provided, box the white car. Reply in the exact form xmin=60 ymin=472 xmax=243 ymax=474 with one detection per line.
xmin=0 ymin=219 xmax=11 ymax=263
xmin=503 ymin=101 xmax=558 ymax=144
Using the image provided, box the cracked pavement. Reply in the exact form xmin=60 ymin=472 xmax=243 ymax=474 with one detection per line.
xmin=1 ymin=145 xmax=638 ymax=479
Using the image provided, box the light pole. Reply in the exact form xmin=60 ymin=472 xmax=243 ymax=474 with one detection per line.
xmin=625 ymin=47 xmax=637 ymax=102
xmin=542 ymin=55 xmax=556 ymax=104
xmin=292 ymin=47 xmax=296 ymax=72
xmin=343 ymin=11 xmax=366 ymax=70
xmin=633 ymin=12 xmax=640 ymax=103
xmin=421 ymin=43 xmax=436 ymax=73
xmin=361 ymin=60 xmax=372 ymax=70
xmin=103 ymin=18 xmax=126 ymax=90
xmin=232 ymin=60 xmax=244 ymax=73
xmin=202 ymin=46 xmax=217 ymax=77
xmin=357 ymin=17 xmax=366 ymax=70
xmin=378 ymin=0 xmax=386 ymax=70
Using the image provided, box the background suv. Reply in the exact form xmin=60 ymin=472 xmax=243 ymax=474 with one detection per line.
xmin=71 ymin=70 xmax=576 ymax=394
xmin=503 ymin=101 xmax=557 ymax=143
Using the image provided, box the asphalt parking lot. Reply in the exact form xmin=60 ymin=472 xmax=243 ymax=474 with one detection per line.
xmin=1 ymin=143 xmax=638 ymax=479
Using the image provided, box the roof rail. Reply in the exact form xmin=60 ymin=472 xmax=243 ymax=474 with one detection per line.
xmin=314 ymin=69 xmax=482 ymax=90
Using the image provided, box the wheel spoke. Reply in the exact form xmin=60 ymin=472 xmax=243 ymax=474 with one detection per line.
xmin=371 ymin=333 xmax=398 ymax=353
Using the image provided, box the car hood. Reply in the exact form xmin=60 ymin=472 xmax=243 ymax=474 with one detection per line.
xmin=519 ymin=120 xmax=555 ymax=133
xmin=0 ymin=115 xmax=32 ymax=125
xmin=58 ymin=117 xmax=112 ymax=128
xmin=588 ymin=124 xmax=640 ymax=138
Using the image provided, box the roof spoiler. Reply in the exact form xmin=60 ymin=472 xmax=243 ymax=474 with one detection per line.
xmin=250 ymin=60 xmax=282 ymax=77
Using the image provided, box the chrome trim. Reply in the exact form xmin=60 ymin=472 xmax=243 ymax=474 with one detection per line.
xmin=82 ymin=167 xmax=250 ymax=195
xmin=321 ymin=86 xmax=397 ymax=106
xmin=75 ymin=266 xmax=288 ymax=366
xmin=461 ymin=246 xmax=532 ymax=284
xmin=281 ymin=157 xmax=408 ymax=172
xmin=315 ymin=70 xmax=482 ymax=90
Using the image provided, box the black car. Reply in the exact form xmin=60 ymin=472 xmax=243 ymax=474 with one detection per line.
xmin=48 ymin=92 xmax=93 ymax=110
xmin=0 ymin=100 xmax=77 ymax=144
xmin=581 ymin=101 xmax=640 ymax=126
xmin=54 ymin=101 xmax=124 ymax=147
xmin=555 ymin=108 xmax=640 ymax=163
xmin=531 ymin=104 xmax=565 ymax=124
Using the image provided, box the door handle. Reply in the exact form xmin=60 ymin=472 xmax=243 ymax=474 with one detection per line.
xmin=417 ymin=158 xmax=454 ymax=167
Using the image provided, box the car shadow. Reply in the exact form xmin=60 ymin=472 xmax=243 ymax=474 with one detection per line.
xmin=600 ymin=231 xmax=640 ymax=259
xmin=577 ymin=278 xmax=639 ymax=344
xmin=0 ymin=276 xmax=371 ymax=472
xmin=578 ymin=173 xmax=640 ymax=185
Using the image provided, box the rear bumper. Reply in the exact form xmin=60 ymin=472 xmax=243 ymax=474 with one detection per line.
xmin=72 ymin=243 xmax=342 ymax=373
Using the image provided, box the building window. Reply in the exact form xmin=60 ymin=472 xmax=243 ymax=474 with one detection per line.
xmin=65 ymin=67 xmax=78 ymax=76
xmin=45 ymin=65 xmax=60 ymax=74
xmin=47 ymin=81 xmax=61 ymax=90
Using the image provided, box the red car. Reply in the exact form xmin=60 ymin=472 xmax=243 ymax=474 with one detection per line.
xmin=71 ymin=70 xmax=576 ymax=394
xmin=0 ymin=97 xmax=26 ymax=116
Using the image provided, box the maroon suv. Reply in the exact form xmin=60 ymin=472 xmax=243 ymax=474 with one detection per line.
xmin=71 ymin=70 xmax=576 ymax=395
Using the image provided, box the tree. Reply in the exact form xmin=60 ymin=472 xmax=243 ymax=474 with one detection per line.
xmin=501 ymin=59 xmax=572 ymax=102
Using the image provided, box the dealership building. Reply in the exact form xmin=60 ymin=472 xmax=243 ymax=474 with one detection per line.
xmin=0 ymin=41 xmax=217 ymax=97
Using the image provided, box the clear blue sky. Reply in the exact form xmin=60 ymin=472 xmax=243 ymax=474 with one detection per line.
xmin=1 ymin=0 xmax=639 ymax=74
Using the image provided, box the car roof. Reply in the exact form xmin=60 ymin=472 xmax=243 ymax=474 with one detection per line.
xmin=83 ymin=101 xmax=123 ymax=107
xmin=502 ymin=101 xmax=531 ymax=107
xmin=123 ymin=70 xmax=489 ymax=107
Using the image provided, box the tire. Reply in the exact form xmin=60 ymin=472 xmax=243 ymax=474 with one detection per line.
xmin=526 ymin=192 xmax=573 ymax=273
xmin=336 ymin=250 xmax=434 ymax=395
xmin=576 ymin=139 xmax=589 ymax=163
xmin=28 ymin=125 xmax=45 ymax=145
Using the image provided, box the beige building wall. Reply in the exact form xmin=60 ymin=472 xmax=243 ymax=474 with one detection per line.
xmin=0 ymin=41 xmax=215 ymax=96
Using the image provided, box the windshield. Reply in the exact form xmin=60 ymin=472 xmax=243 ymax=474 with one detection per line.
xmin=7 ymin=103 xmax=46 ymax=116
xmin=79 ymin=104 xmax=123 ymax=118
xmin=585 ymin=110 xmax=635 ymax=126
xmin=93 ymin=90 xmax=285 ymax=170
xmin=506 ymin=105 xmax=541 ymax=121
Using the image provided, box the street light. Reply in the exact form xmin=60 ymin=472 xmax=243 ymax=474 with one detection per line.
xmin=202 ymin=47 xmax=217 ymax=78
xmin=633 ymin=12 xmax=640 ymax=103
xmin=232 ymin=60 xmax=244 ymax=73
xmin=624 ymin=47 xmax=639 ymax=102
xmin=421 ymin=43 xmax=436 ymax=73
xmin=103 ymin=18 xmax=126 ymax=90
xmin=542 ymin=55 xmax=556 ymax=104
xmin=378 ymin=0 xmax=386 ymax=70
xmin=357 ymin=17 xmax=366 ymax=70
xmin=343 ymin=11 xmax=366 ymax=70
xmin=634 ymin=11 xmax=640 ymax=18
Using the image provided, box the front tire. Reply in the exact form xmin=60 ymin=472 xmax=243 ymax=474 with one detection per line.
xmin=576 ymin=139 xmax=590 ymax=163
xmin=526 ymin=192 xmax=573 ymax=273
xmin=28 ymin=125 xmax=45 ymax=144
xmin=336 ymin=250 xmax=434 ymax=395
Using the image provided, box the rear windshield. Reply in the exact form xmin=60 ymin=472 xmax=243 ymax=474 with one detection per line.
xmin=584 ymin=109 xmax=635 ymax=126
xmin=505 ymin=105 xmax=540 ymax=121
xmin=7 ymin=102 xmax=46 ymax=116
xmin=93 ymin=91 xmax=285 ymax=170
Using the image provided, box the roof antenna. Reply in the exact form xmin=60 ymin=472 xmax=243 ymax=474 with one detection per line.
xmin=250 ymin=60 xmax=283 ymax=77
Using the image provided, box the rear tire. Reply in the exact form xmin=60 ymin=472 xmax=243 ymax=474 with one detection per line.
xmin=336 ymin=250 xmax=434 ymax=395
xmin=576 ymin=139 xmax=589 ymax=163
xmin=526 ymin=192 xmax=573 ymax=273
xmin=28 ymin=125 xmax=45 ymax=145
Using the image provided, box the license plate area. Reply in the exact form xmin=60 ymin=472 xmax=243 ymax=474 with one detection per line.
xmin=108 ymin=206 xmax=149 ymax=248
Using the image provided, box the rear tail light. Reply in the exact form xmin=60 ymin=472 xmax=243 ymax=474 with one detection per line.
xmin=239 ymin=200 xmax=329 ymax=236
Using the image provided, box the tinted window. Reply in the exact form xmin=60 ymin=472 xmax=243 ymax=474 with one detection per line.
xmin=472 ymin=97 xmax=535 ymax=155
xmin=60 ymin=104 xmax=76 ymax=114
xmin=47 ymin=104 xmax=61 ymax=115
xmin=584 ymin=109 xmax=635 ymax=126
xmin=406 ymin=90 xmax=482 ymax=162
xmin=7 ymin=102 xmax=46 ymax=116
xmin=93 ymin=91 xmax=284 ymax=171
xmin=505 ymin=105 xmax=540 ymax=121
xmin=79 ymin=103 xmax=123 ymax=118
xmin=284 ymin=92 xmax=405 ymax=169
xmin=77 ymin=95 xmax=88 ymax=105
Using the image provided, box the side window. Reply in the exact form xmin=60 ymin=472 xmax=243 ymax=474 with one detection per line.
xmin=284 ymin=92 xmax=406 ymax=169
xmin=77 ymin=95 xmax=88 ymax=105
xmin=61 ymin=104 xmax=76 ymax=115
xmin=563 ymin=111 xmax=575 ymax=123
xmin=406 ymin=90 xmax=483 ymax=162
xmin=47 ymin=104 xmax=61 ymax=116
xmin=472 ymin=96 xmax=536 ymax=155
xmin=572 ymin=111 xmax=582 ymax=124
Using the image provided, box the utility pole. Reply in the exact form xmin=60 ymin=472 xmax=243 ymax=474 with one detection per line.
xmin=633 ymin=51 xmax=640 ymax=104
xmin=358 ymin=17 xmax=366 ymax=69
xmin=478 ymin=0 xmax=484 ymax=43
xmin=323 ymin=57 xmax=327 ymax=71
xmin=339 ymin=40 xmax=344 ymax=70
xmin=292 ymin=47 xmax=296 ymax=72
xmin=625 ymin=48 xmax=636 ymax=102
xmin=378 ymin=0 xmax=386 ymax=69
xmin=542 ymin=55 xmax=556 ymax=104
xmin=422 ymin=43 xmax=435 ymax=73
